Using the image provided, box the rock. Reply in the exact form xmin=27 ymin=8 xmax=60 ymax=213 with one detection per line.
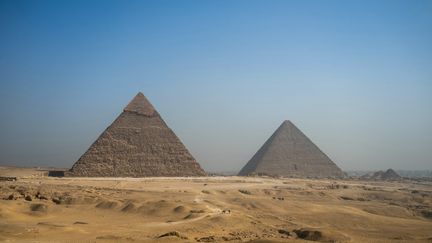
xmin=35 ymin=192 xmax=48 ymax=200
xmin=52 ymin=197 xmax=61 ymax=204
xmin=73 ymin=221 xmax=88 ymax=224
xmin=95 ymin=200 xmax=118 ymax=209
xmin=421 ymin=210 xmax=432 ymax=219
xmin=121 ymin=202 xmax=136 ymax=212
xmin=158 ymin=231 xmax=179 ymax=238
xmin=96 ymin=235 xmax=121 ymax=240
xmin=239 ymin=189 xmax=252 ymax=195
xmin=25 ymin=195 xmax=32 ymax=201
xmin=222 ymin=209 xmax=231 ymax=214
xmin=30 ymin=203 xmax=47 ymax=213
xmin=37 ymin=222 xmax=64 ymax=227
xmin=293 ymin=229 xmax=323 ymax=241
xmin=190 ymin=209 xmax=205 ymax=213
xmin=278 ymin=229 xmax=293 ymax=236
xmin=16 ymin=186 xmax=27 ymax=196
xmin=221 ymin=235 xmax=241 ymax=241
xmin=157 ymin=231 xmax=187 ymax=239
xmin=173 ymin=205 xmax=186 ymax=213
xmin=51 ymin=196 xmax=65 ymax=204
xmin=196 ymin=236 xmax=215 ymax=242
xmin=340 ymin=196 xmax=354 ymax=201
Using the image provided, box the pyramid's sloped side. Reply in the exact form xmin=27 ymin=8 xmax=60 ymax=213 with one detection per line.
xmin=239 ymin=121 xmax=343 ymax=178
xmin=238 ymin=126 xmax=279 ymax=176
xmin=68 ymin=111 xmax=206 ymax=177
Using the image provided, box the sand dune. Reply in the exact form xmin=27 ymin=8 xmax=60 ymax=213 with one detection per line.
xmin=0 ymin=174 xmax=431 ymax=242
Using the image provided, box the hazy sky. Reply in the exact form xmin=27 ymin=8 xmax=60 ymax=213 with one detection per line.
xmin=1 ymin=0 xmax=431 ymax=172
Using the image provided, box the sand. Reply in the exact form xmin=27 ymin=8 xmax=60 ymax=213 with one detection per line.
xmin=0 ymin=168 xmax=431 ymax=242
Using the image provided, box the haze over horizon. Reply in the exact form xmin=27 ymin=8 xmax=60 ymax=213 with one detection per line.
xmin=1 ymin=0 xmax=431 ymax=172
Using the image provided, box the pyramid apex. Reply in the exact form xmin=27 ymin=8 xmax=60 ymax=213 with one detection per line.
xmin=280 ymin=120 xmax=296 ymax=128
xmin=124 ymin=92 xmax=156 ymax=116
xmin=282 ymin=120 xmax=292 ymax=125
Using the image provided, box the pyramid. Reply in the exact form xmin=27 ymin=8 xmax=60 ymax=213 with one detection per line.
xmin=238 ymin=120 xmax=343 ymax=178
xmin=67 ymin=92 xmax=206 ymax=177
xmin=361 ymin=169 xmax=402 ymax=181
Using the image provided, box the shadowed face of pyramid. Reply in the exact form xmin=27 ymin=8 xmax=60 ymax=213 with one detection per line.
xmin=238 ymin=120 xmax=343 ymax=178
xmin=68 ymin=92 xmax=206 ymax=177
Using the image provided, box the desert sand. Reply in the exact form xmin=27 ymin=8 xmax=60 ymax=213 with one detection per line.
xmin=1 ymin=168 xmax=431 ymax=242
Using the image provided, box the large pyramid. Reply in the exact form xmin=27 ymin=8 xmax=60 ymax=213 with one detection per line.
xmin=67 ymin=92 xmax=206 ymax=177
xmin=238 ymin=120 xmax=343 ymax=178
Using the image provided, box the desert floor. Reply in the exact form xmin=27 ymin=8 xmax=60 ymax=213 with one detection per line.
xmin=0 ymin=168 xmax=431 ymax=243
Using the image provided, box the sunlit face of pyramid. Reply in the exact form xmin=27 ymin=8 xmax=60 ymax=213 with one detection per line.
xmin=68 ymin=92 xmax=206 ymax=177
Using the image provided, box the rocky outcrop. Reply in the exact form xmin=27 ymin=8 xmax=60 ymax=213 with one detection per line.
xmin=67 ymin=92 xmax=206 ymax=177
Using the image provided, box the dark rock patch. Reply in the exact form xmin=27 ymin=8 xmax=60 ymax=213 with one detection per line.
xmin=52 ymin=197 xmax=61 ymax=204
xmin=37 ymin=222 xmax=65 ymax=227
xmin=30 ymin=203 xmax=47 ymax=213
xmin=190 ymin=209 xmax=205 ymax=213
xmin=157 ymin=231 xmax=187 ymax=239
xmin=96 ymin=235 xmax=122 ymax=240
xmin=293 ymin=229 xmax=323 ymax=241
xmin=222 ymin=209 xmax=231 ymax=214
xmin=421 ymin=210 xmax=432 ymax=219
xmin=121 ymin=202 xmax=136 ymax=212
xmin=278 ymin=229 xmax=294 ymax=237
xmin=239 ymin=189 xmax=252 ymax=195
xmin=5 ymin=194 xmax=16 ymax=200
xmin=340 ymin=196 xmax=354 ymax=201
xmin=35 ymin=192 xmax=48 ymax=200
xmin=196 ymin=235 xmax=215 ymax=242
xmin=173 ymin=205 xmax=186 ymax=213
xmin=73 ymin=221 xmax=88 ymax=225
xmin=96 ymin=200 xmax=118 ymax=209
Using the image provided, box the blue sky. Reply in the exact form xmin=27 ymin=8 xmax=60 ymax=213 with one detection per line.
xmin=0 ymin=0 xmax=431 ymax=171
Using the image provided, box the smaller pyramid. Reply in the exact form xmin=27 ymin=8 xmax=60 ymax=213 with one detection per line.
xmin=361 ymin=169 xmax=402 ymax=181
xmin=238 ymin=120 xmax=344 ymax=178
xmin=68 ymin=92 xmax=206 ymax=177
